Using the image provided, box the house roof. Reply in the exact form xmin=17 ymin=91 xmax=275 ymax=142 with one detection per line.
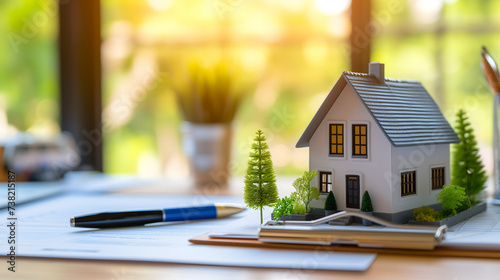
xmin=296 ymin=71 xmax=460 ymax=148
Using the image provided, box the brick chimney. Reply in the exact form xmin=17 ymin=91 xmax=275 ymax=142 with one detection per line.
xmin=369 ymin=62 xmax=385 ymax=82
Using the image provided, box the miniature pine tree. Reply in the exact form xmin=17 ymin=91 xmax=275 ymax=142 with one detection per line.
xmin=360 ymin=191 xmax=373 ymax=212
xmin=244 ymin=130 xmax=279 ymax=223
xmin=324 ymin=191 xmax=337 ymax=211
xmin=451 ymin=109 xmax=487 ymax=204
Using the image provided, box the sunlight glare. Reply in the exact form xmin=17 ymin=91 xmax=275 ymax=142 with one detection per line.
xmin=148 ymin=0 xmax=173 ymax=11
xmin=409 ymin=0 xmax=444 ymax=24
xmin=315 ymin=0 xmax=351 ymax=15
xmin=303 ymin=39 xmax=329 ymax=65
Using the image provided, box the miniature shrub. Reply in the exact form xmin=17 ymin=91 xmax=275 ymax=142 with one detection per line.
xmin=413 ymin=206 xmax=436 ymax=222
xmin=457 ymin=196 xmax=471 ymax=213
xmin=324 ymin=191 xmax=337 ymax=211
xmin=272 ymin=197 xmax=294 ymax=221
xmin=291 ymin=200 xmax=307 ymax=215
xmin=291 ymin=170 xmax=320 ymax=214
xmin=433 ymin=210 xmax=445 ymax=221
xmin=360 ymin=191 xmax=373 ymax=212
xmin=436 ymin=185 xmax=468 ymax=217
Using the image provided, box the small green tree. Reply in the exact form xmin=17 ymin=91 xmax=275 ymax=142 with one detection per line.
xmin=436 ymin=185 xmax=468 ymax=216
xmin=360 ymin=191 xmax=374 ymax=212
xmin=291 ymin=170 xmax=320 ymax=214
xmin=324 ymin=191 xmax=337 ymax=211
xmin=244 ymin=130 xmax=279 ymax=223
xmin=451 ymin=109 xmax=487 ymax=204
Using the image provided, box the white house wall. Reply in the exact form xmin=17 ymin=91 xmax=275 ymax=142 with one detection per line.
xmin=390 ymin=143 xmax=450 ymax=213
xmin=308 ymin=84 xmax=393 ymax=213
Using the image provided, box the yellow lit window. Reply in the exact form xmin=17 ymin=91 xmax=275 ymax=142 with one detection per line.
xmin=329 ymin=124 xmax=344 ymax=156
xmin=352 ymin=124 xmax=367 ymax=158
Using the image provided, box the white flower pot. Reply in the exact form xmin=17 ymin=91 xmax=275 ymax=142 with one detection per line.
xmin=181 ymin=122 xmax=232 ymax=190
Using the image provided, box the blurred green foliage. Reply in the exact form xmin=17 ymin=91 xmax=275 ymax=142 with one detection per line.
xmin=0 ymin=1 xmax=58 ymax=132
xmin=2 ymin=0 xmax=500 ymax=179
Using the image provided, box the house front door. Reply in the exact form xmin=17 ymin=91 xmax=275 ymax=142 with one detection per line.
xmin=346 ymin=175 xmax=360 ymax=209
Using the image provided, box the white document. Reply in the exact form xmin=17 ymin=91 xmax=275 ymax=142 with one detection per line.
xmin=0 ymin=181 xmax=64 ymax=209
xmin=439 ymin=201 xmax=500 ymax=250
xmin=0 ymin=193 xmax=375 ymax=271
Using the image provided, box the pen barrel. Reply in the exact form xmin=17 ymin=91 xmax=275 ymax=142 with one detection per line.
xmin=71 ymin=205 xmax=226 ymax=228
xmin=162 ymin=205 xmax=217 ymax=221
xmin=73 ymin=210 xmax=164 ymax=228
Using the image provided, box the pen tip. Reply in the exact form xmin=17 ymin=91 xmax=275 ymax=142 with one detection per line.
xmin=215 ymin=203 xmax=246 ymax=218
xmin=483 ymin=46 xmax=489 ymax=55
xmin=70 ymin=217 xmax=75 ymax=227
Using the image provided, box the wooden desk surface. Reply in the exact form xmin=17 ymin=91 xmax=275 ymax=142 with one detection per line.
xmin=1 ymin=254 xmax=500 ymax=280
xmin=1 ymin=177 xmax=499 ymax=279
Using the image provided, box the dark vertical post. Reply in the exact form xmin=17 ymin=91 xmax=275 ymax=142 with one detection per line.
xmin=350 ymin=0 xmax=372 ymax=73
xmin=59 ymin=0 xmax=103 ymax=171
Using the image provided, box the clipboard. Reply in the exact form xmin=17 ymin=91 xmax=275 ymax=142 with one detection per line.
xmin=189 ymin=211 xmax=500 ymax=259
xmin=258 ymin=211 xmax=446 ymax=250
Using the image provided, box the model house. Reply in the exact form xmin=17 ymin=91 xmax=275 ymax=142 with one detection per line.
xmin=297 ymin=62 xmax=460 ymax=223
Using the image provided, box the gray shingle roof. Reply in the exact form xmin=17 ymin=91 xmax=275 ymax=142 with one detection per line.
xmin=296 ymin=71 xmax=460 ymax=148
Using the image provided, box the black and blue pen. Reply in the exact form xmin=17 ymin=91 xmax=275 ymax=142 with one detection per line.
xmin=70 ymin=203 xmax=245 ymax=228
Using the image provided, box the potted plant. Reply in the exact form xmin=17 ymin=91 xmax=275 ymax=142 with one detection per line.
xmin=360 ymin=190 xmax=374 ymax=226
xmin=169 ymin=59 xmax=250 ymax=190
xmin=324 ymin=191 xmax=337 ymax=216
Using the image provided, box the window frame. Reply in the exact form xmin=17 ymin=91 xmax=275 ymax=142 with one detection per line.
xmin=329 ymin=123 xmax=345 ymax=157
xmin=352 ymin=124 xmax=368 ymax=158
xmin=431 ymin=167 xmax=445 ymax=190
xmin=401 ymin=171 xmax=417 ymax=197
xmin=319 ymin=171 xmax=332 ymax=193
